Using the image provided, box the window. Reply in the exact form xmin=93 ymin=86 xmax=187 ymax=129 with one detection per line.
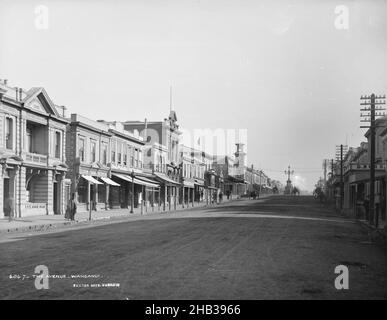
xmin=123 ymin=153 xmax=127 ymax=166
xmin=130 ymin=147 xmax=134 ymax=167
xmin=101 ymin=142 xmax=108 ymax=165
xmin=78 ymin=137 xmax=85 ymax=162
xmin=5 ymin=117 xmax=13 ymax=150
xmin=26 ymin=128 xmax=32 ymax=153
xmin=118 ymin=143 xmax=122 ymax=165
xmin=139 ymin=150 xmax=142 ymax=168
xmin=111 ymin=141 xmax=116 ymax=164
xmin=90 ymin=140 xmax=97 ymax=163
xmin=135 ymin=149 xmax=139 ymax=168
xmin=55 ymin=131 xmax=61 ymax=158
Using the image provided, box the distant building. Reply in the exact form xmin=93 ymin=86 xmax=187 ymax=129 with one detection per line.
xmin=179 ymin=145 xmax=206 ymax=206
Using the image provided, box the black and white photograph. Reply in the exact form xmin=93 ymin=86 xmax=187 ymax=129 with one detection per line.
xmin=0 ymin=0 xmax=387 ymax=307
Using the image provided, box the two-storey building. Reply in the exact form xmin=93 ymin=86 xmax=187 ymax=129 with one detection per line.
xmin=67 ymin=115 xmax=158 ymax=213
xmin=0 ymin=80 xmax=69 ymax=218
xmin=179 ymin=145 xmax=207 ymax=207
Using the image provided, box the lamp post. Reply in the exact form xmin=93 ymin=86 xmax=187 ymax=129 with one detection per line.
xmin=130 ymin=169 xmax=135 ymax=214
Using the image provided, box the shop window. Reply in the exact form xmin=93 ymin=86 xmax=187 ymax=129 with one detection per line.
xmin=98 ymin=184 xmax=106 ymax=203
xmin=77 ymin=179 xmax=87 ymax=203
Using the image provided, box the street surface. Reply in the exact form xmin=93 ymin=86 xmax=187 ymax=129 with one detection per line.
xmin=0 ymin=196 xmax=386 ymax=299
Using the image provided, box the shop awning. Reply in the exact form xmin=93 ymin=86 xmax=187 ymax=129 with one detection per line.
xmin=194 ymin=179 xmax=205 ymax=186
xmin=112 ymin=173 xmax=159 ymax=188
xmin=112 ymin=173 xmax=132 ymax=183
xmin=82 ymin=175 xmax=103 ymax=185
xmin=226 ymin=175 xmax=245 ymax=183
xmin=135 ymin=177 xmax=160 ymax=188
xmin=153 ymin=172 xmax=181 ymax=186
xmin=135 ymin=176 xmax=160 ymax=188
xmin=100 ymin=177 xmax=120 ymax=187
xmin=183 ymin=180 xmax=195 ymax=188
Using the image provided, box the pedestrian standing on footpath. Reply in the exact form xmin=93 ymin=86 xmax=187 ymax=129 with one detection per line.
xmin=67 ymin=193 xmax=77 ymax=221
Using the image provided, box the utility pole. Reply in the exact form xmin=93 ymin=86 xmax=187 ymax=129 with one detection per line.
xmin=323 ymin=160 xmax=327 ymax=184
xmin=340 ymin=145 xmax=343 ymax=211
xmin=330 ymin=158 xmax=334 ymax=199
xmin=335 ymin=145 xmax=348 ymax=211
xmin=360 ymin=94 xmax=386 ymax=227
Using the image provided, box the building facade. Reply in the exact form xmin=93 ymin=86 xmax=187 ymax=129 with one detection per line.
xmin=179 ymin=145 xmax=209 ymax=207
xmin=333 ymin=117 xmax=387 ymax=229
xmin=66 ymin=115 xmax=157 ymax=213
xmin=0 ymin=81 xmax=69 ymax=218
xmin=123 ymin=111 xmax=181 ymax=211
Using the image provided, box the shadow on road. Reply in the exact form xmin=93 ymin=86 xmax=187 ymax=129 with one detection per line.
xmin=209 ymin=196 xmax=343 ymax=219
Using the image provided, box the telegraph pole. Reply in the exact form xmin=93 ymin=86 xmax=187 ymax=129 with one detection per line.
xmin=360 ymin=94 xmax=386 ymax=227
xmin=329 ymin=158 xmax=334 ymax=199
xmin=336 ymin=145 xmax=348 ymax=211
xmin=340 ymin=145 xmax=343 ymax=210
xmin=322 ymin=159 xmax=328 ymax=184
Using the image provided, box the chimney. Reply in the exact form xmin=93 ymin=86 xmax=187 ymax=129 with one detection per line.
xmin=15 ymin=87 xmax=18 ymax=101
xmin=4 ymin=79 xmax=8 ymax=86
xmin=19 ymin=88 xmax=23 ymax=101
xmin=59 ymin=105 xmax=67 ymax=117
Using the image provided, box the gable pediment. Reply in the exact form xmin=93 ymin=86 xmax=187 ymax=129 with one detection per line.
xmin=26 ymin=97 xmax=48 ymax=114
xmin=23 ymin=88 xmax=59 ymax=117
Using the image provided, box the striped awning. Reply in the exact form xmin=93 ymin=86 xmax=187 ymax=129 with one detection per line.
xmin=112 ymin=173 xmax=159 ymax=188
xmin=153 ymin=172 xmax=181 ymax=186
xmin=100 ymin=177 xmax=120 ymax=187
xmin=82 ymin=175 xmax=103 ymax=185
xmin=135 ymin=176 xmax=160 ymax=188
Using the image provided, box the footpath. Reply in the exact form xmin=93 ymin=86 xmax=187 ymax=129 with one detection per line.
xmin=0 ymin=196 xmax=260 ymax=234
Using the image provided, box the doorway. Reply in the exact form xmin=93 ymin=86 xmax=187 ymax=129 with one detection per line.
xmin=3 ymin=177 xmax=10 ymax=217
xmin=53 ymin=180 xmax=60 ymax=215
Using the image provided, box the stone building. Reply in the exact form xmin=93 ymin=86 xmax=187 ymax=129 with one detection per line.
xmin=179 ymin=145 xmax=207 ymax=207
xmin=0 ymin=80 xmax=69 ymax=218
xmin=123 ymin=111 xmax=181 ymax=211
xmin=66 ymin=115 xmax=158 ymax=213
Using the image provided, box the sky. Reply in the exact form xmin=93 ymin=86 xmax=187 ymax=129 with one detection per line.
xmin=1 ymin=0 xmax=387 ymax=191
